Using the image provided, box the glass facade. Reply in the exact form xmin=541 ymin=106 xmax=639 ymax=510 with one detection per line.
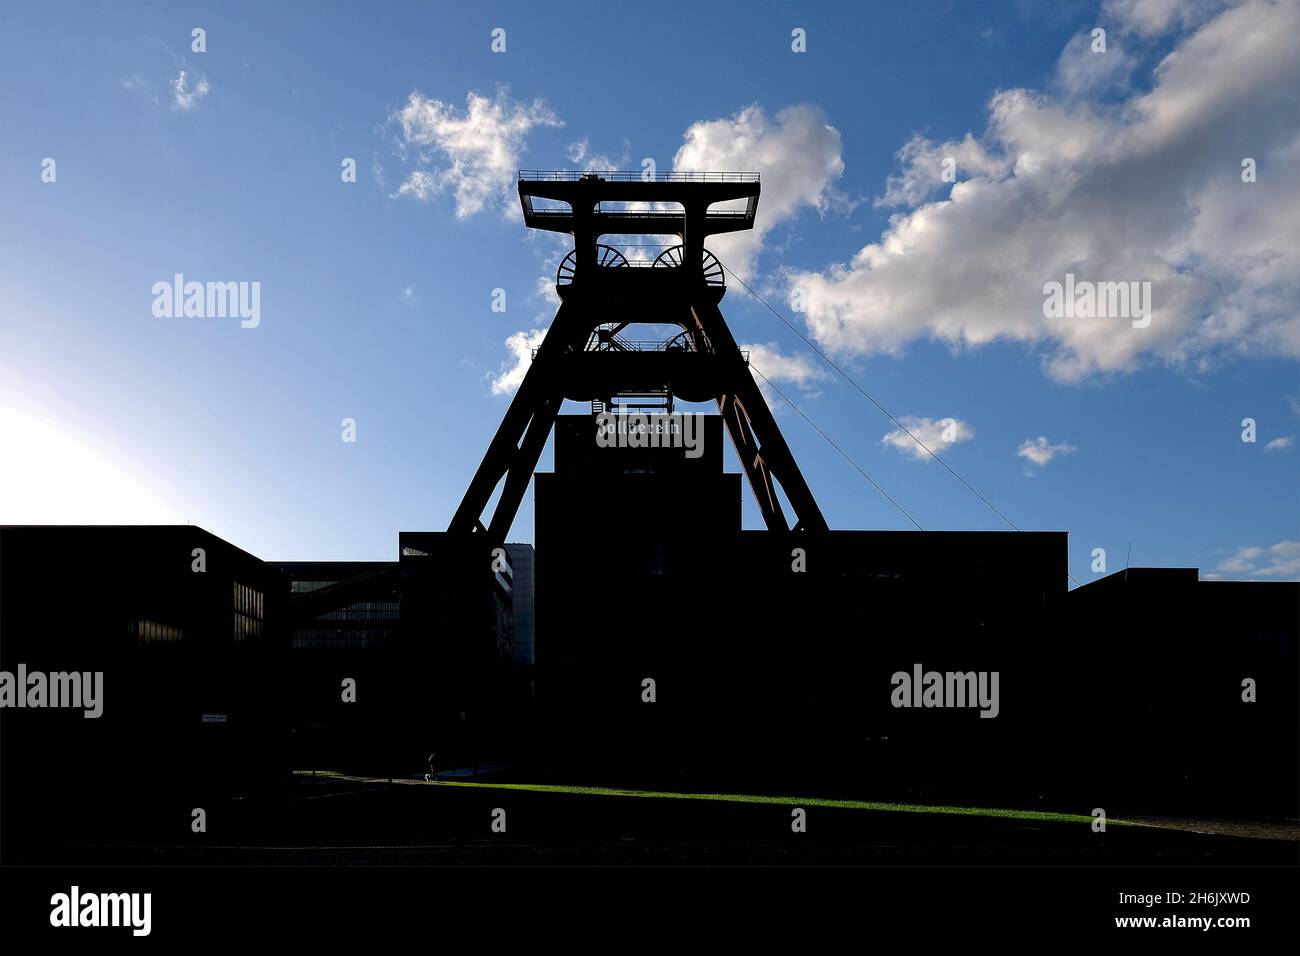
xmin=281 ymin=567 xmax=401 ymax=649
xmin=290 ymin=628 xmax=395 ymax=650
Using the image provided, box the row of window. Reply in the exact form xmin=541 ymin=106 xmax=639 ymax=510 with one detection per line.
xmin=290 ymin=628 xmax=396 ymax=649
xmin=234 ymin=581 xmax=264 ymax=620
xmin=136 ymin=619 xmax=184 ymax=644
xmin=234 ymin=611 xmax=263 ymax=642
xmin=316 ymin=602 xmax=400 ymax=622
xmin=290 ymin=580 xmax=333 ymax=594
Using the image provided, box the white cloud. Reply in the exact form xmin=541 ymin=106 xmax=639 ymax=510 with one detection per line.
xmin=1265 ymin=435 xmax=1294 ymax=451
xmin=392 ymin=88 xmax=561 ymax=218
xmin=1017 ymin=436 xmax=1078 ymax=467
xmin=395 ymin=170 xmax=436 ymax=202
xmin=672 ymin=105 xmax=846 ymax=278
xmin=1208 ymin=540 xmax=1300 ymax=580
xmin=567 ymin=138 xmax=592 ymax=165
xmin=787 ymin=0 xmax=1300 ymax=383
xmin=877 ymin=133 xmax=1008 ymax=209
xmin=1053 ymin=27 xmax=1137 ymax=100
xmin=1103 ymin=0 xmax=1227 ymax=37
xmin=565 ymin=137 xmax=628 ymax=172
xmin=533 ymin=272 xmax=561 ymax=308
xmin=490 ymin=328 xmax=547 ymax=395
xmin=742 ymin=342 xmax=831 ymax=404
xmin=742 ymin=342 xmax=829 ymax=391
xmin=171 ymin=70 xmax=209 ymax=111
xmin=882 ymin=415 xmax=974 ymax=461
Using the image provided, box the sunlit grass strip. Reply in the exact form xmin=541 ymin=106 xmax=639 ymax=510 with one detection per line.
xmin=434 ymin=780 xmax=1118 ymax=826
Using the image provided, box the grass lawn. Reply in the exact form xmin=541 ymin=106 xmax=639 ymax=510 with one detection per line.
xmin=428 ymin=779 xmax=1115 ymax=826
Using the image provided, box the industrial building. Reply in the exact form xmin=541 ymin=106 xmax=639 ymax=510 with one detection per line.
xmin=0 ymin=525 xmax=287 ymax=854
xmin=2 ymin=169 xmax=1295 ymax=860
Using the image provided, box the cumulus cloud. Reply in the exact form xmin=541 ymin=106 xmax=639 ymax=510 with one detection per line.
xmin=1265 ymin=435 xmax=1294 ymax=451
xmin=490 ymin=328 xmax=547 ymax=395
xmin=882 ymin=416 xmax=974 ymax=461
xmin=743 ymin=342 xmax=830 ymax=390
xmin=673 ymin=105 xmax=846 ymax=278
xmin=171 ymin=70 xmax=209 ymax=111
xmin=1053 ymin=28 xmax=1138 ymax=100
xmin=1104 ymin=0 xmax=1228 ymax=36
xmin=504 ymin=104 xmax=847 ymax=375
xmin=1017 ymin=436 xmax=1078 ymax=467
xmin=1206 ymin=540 xmax=1300 ymax=580
xmin=877 ymin=133 xmax=1009 ymax=209
xmin=392 ymin=88 xmax=561 ymax=218
xmin=787 ymin=0 xmax=1300 ymax=383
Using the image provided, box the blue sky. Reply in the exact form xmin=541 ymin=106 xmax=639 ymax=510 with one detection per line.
xmin=1 ymin=0 xmax=1296 ymax=584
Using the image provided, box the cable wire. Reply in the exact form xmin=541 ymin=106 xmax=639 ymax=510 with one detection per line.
xmin=729 ymin=262 xmax=1082 ymax=587
xmin=750 ymin=364 xmax=924 ymax=532
xmin=726 ymin=263 xmax=1021 ymax=529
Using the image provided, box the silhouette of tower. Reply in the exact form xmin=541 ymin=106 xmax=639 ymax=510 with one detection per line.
xmin=449 ymin=170 xmax=828 ymax=540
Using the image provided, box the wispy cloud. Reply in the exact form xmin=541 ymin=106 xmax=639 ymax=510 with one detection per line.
xmin=1265 ymin=436 xmax=1293 ymax=452
xmin=171 ymin=70 xmax=209 ymax=111
xmin=120 ymin=74 xmax=159 ymax=104
xmin=1205 ymin=540 xmax=1300 ymax=581
xmin=391 ymin=88 xmax=561 ymax=218
xmin=490 ymin=328 xmax=547 ymax=395
xmin=1017 ymin=436 xmax=1078 ymax=468
xmin=882 ymin=416 xmax=974 ymax=461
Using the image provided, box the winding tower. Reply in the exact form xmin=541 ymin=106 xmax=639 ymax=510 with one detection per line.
xmin=449 ymin=170 xmax=828 ymax=540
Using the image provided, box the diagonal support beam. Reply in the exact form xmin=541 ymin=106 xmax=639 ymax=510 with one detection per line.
xmin=691 ymin=300 xmax=829 ymax=534
xmin=448 ymin=303 xmax=583 ymax=539
xmin=450 ymin=289 xmax=829 ymax=539
xmin=487 ymin=396 xmax=560 ymax=543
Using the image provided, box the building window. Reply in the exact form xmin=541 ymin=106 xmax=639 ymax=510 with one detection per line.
xmin=290 ymin=580 xmax=333 ymax=594
xmin=135 ymin=619 xmax=183 ymax=645
xmin=233 ymin=581 xmax=264 ymax=642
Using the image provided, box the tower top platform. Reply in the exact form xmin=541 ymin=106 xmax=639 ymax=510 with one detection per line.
xmin=518 ymin=170 xmax=760 ymax=237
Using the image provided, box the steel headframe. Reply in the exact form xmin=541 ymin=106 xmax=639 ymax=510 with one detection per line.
xmin=447 ymin=171 xmax=828 ymax=541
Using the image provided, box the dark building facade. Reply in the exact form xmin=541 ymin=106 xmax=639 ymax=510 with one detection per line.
xmin=0 ymin=525 xmax=287 ymax=858
xmin=2 ymin=424 xmax=1294 ymax=850
xmin=526 ymin=413 xmax=1297 ymax=818
xmin=1063 ymin=568 xmax=1299 ymax=817
xmin=531 ymin=415 xmax=1065 ymax=793
xmin=269 ymin=537 xmax=529 ymax=775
